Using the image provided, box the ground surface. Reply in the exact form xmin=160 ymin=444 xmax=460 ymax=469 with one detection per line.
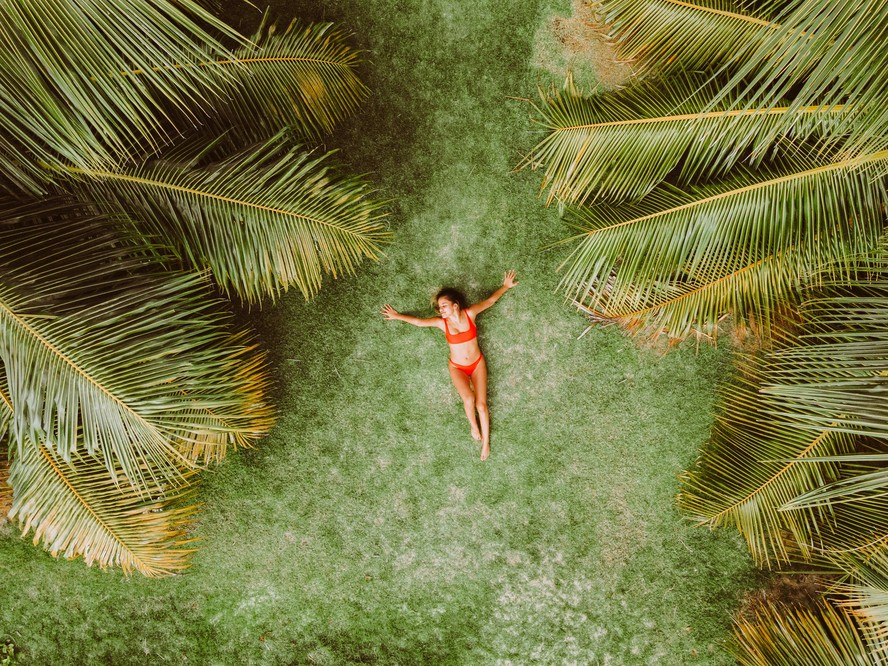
xmin=0 ymin=0 xmax=759 ymax=663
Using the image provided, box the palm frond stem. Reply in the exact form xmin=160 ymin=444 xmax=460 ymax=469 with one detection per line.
xmin=544 ymin=105 xmax=847 ymax=133
xmin=56 ymin=165 xmax=362 ymax=239
xmin=704 ymin=427 xmax=832 ymax=525
xmin=657 ymin=0 xmax=773 ymax=27
xmin=601 ymin=253 xmax=776 ymax=320
xmin=575 ymin=150 xmax=888 ymax=236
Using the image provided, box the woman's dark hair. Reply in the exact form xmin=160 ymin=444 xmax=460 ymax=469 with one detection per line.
xmin=433 ymin=287 xmax=468 ymax=313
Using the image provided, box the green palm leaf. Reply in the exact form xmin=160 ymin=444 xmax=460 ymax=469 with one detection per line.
xmin=832 ymin=548 xmax=888 ymax=651
xmin=735 ymin=274 xmax=888 ymax=512
xmin=0 ymin=201 xmax=274 ymax=490
xmin=786 ymin=462 xmax=888 ymax=514
xmin=730 ymin=599 xmax=876 ymax=665
xmin=522 ymin=75 xmax=852 ymax=205
xmin=760 ymin=281 xmax=888 ymax=442
xmin=560 ymin=151 xmax=888 ymax=339
xmin=0 ymin=361 xmax=10 ymax=440
xmin=597 ymin=0 xmax=777 ymax=74
xmin=710 ymin=0 xmax=888 ymax=157
xmin=680 ymin=274 xmax=888 ymax=564
xmin=679 ymin=364 xmax=855 ymax=565
xmin=8 ymin=440 xmax=198 ymax=576
xmin=0 ymin=0 xmax=244 ymax=192
xmin=63 ymin=134 xmax=389 ymax=303
xmin=196 ymin=19 xmax=370 ymax=142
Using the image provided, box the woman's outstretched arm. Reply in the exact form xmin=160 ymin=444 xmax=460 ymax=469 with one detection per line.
xmin=382 ymin=304 xmax=443 ymax=328
xmin=468 ymin=270 xmax=518 ymax=316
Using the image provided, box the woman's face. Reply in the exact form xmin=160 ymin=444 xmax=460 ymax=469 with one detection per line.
xmin=437 ymin=297 xmax=458 ymax=318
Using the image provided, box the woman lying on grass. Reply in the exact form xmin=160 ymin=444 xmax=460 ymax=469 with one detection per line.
xmin=382 ymin=271 xmax=518 ymax=460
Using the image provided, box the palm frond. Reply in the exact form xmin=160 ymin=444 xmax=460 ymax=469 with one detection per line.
xmin=0 ymin=0 xmax=244 ymax=192
xmin=760 ymin=276 xmax=888 ymax=442
xmin=521 ymin=75 xmax=854 ymax=205
xmin=787 ymin=463 xmax=888 ymax=513
xmin=575 ymin=250 xmax=815 ymax=341
xmin=197 ymin=19 xmax=370 ymax=142
xmin=0 ymin=200 xmax=274 ymax=490
xmin=173 ymin=330 xmax=274 ymax=465
xmin=711 ymin=0 xmax=888 ymax=156
xmin=679 ymin=363 xmax=855 ymax=565
xmin=680 ymin=267 xmax=888 ymax=564
xmin=596 ymin=0 xmax=778 ymax=74
xmin=560 ymin=151 xmax=888 ymax=340
xmin=831 ymin=547 xmax=888 ymax=652
xmin=8 ymin=439 xmax=198 ymax=576
xmin=63 ymin=134 xmax=389 ymax=303
xmin=730 ymin=599 xmax=875 ymax=665
xmin=734 ymin=274 xmax=888 ymax=511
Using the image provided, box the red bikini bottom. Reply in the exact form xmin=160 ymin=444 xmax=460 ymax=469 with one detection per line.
xmin=449 ymin=354 xmax=483 ymax=377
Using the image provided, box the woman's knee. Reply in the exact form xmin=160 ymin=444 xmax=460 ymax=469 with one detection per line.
xmin=462 ymin=396 xmax=476 ymax=410
xmin=475 ymin=399 xmax=488 ymax=413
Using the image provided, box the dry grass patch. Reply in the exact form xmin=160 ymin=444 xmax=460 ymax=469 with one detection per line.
xmin=533 ymin=0 xmax=632 ymax=90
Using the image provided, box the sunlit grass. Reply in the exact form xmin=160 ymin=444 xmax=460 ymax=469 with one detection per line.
xmin=0 ymin=0 xmax=759 ymax=663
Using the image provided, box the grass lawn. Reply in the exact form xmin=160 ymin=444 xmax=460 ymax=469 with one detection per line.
xmin=0 ymin=0 xmax=761 ymax=663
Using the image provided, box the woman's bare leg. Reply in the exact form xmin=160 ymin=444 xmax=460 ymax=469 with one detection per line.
xmin=470 ymin=357 xmax=490 ymax=460
xmin=449 ymin=363 xmax=481 ymax=440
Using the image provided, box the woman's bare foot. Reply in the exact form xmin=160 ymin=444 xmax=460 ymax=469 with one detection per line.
xmin=480 ymin=440 xmax=490 ymax=461
xmin=471 ymin=423 xmax=482 ymax=441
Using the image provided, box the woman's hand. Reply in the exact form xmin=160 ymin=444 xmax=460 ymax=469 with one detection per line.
xmin=503 ymin=270 xmax=518 ymax=289
xmin=381 ymin=304 xmax=400 ymax=321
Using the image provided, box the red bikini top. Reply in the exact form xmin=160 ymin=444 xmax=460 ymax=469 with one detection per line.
xmin=443 ymin=313 xmax=477 ymax=344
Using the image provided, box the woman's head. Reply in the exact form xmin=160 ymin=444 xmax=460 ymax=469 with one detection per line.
xmin=433 ymin=287 xmax=467 ymax=315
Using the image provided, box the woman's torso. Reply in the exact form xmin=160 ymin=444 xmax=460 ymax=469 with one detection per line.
xmin=443 ymin=311 xmax=481 ymax=364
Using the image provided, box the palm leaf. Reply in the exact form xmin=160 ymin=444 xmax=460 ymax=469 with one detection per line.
xmin=679 ymin=362 xmax=855 ymax=565
xmin=0 ymin=0 xmax=244 ymax=192
xmin=173 ymin=330 xmax=274 ymax=465
xmin=786 ymin=461 xmax=888 ymax=513
xmin=560 ymin=151 xmax=888 ymax=340
xmin=0 ymin=200 xmax=274 ymax=490
xmin=63 ymin=134 xmax=389 ymax=303
xmin=196 ymin=19 xmax=370 ymax=142
xmin=596 ymin=0 xmax=778 ymax=74
xmin=730 ymin=599 xmax=876 ymax=665
xmin=0 ymin=451 xmax=9 ymax=524
xmin=831 ymin=548 xmax=888 ymax=652
xmin=680 ymin=272 xmax=888 ymax=564
xmin=738 ymin=274 xmax=888 ymax=511
xmin=760 ymin=281 xmax=888 ymax=441
xmin=8 ymin=439 xmax=198 ymax=576
xmin=574 ymin=250 xmax=818 ymax=342
xmin=521 ymin=75 xmax=853 ymax=205
xmin=709 ymin=0 xmax=888 ymax=157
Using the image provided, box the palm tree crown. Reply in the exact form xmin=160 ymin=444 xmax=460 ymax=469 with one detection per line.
xmin=523 ymin=0 xmax=888 ymax=658
xmin=0 ymin=0 xmax=387 ymax=576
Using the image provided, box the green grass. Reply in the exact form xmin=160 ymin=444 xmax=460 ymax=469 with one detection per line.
xmin=0 ymin=0 xmax=760 ymax=663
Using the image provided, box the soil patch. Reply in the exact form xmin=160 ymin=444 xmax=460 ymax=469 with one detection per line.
xmin=534 ymin=0 xmax=632 ymax=90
